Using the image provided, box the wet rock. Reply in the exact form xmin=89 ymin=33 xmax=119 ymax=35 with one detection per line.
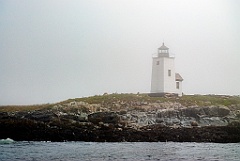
xmin=210 ymin=106 xmax=230 ymax=117
xmin=180 ymin=107 xmax=201 ymax=119
xmin=24 ymin=110 xmax=56 ymax=123
xmin=0 ymin=112 xmax=12 ymax=119
xmin=190 ymin=121 xmax=198 ymax=126
xmin=88 ymin=112 xmax=120 ymax=124
xmin=156 ymin=118 xmax=164 ymax=123
xmin=78 ymin=113 xmax=88 ymax=121
xmin=228 ymin=120 xmax=240 ymax=127
xmin=157 ymin=109 xmax=179 ymax=118
xmin=1 ymin=111 xmax=240 ymax=142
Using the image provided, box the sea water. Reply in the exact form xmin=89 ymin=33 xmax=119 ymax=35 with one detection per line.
xmin=0 ymin=140 xmax=240 ymax=161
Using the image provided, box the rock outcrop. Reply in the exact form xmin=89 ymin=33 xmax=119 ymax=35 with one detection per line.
xmin=1 ymin=94 xmax=240 ymax=142
xmin=0 ymin=112 xmax=240 ymax=142
xmin=88 ymin=112 xmax=120 ymax=124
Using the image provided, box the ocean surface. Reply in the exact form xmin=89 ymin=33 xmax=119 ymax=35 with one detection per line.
xmin=0 ymin=139 xmax=240 ymax=161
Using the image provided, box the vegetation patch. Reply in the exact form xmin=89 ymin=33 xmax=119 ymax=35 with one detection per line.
xmin=1 ymin=94 xmax=240 ymax=112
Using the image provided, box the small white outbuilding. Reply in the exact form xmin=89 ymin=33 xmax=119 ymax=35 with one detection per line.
xmin=150 ymin=43 xmax=183 ymax=96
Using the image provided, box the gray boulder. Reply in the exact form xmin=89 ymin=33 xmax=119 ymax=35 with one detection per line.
xmin=202 ymin=106 xmax=230 ymax=117
xmin=88 ymin=112 xmax=120 ymax=124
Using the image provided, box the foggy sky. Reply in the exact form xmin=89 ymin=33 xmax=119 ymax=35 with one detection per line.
xmin=1 ymin=0 xmax=240 ymax=105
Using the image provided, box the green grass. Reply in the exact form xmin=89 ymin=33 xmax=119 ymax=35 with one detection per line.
xmin=1 ymin=94 xmax=240 ymax=112
xmin=0 ymin=104 xmax=53 ymax=112
xmin=60 ymin=93 xmax=167 ymax=105
xmin=179 ymin=95 xmax=240 ymax=106
xmin=60 ymin=93 xmax=240 ymax=107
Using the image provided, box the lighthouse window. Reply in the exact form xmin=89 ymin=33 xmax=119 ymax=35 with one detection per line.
xmin=156 ymin=61 xmax=159 ymax=65
xmin=176 ymin=82 xmax=180 ymax=89
xmin=168 ymin=70 xmax=171 ymax=76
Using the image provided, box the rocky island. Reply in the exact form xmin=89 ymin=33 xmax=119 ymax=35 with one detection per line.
xmin=1 ymin=94 xmax=240 ymax=142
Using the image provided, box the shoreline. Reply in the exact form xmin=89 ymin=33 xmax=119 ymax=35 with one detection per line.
xmin=1 ymin=117 xmax=240 ymax=143
xmin=1 ymin=94 xmax=240 ymax=143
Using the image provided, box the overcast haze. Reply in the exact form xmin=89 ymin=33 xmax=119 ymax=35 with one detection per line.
xmin=0 ymin=0 xmax=240 ymax=105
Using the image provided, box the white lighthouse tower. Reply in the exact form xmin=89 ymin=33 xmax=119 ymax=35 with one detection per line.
xmin=150 ymin=43 xmax=183 ymax=96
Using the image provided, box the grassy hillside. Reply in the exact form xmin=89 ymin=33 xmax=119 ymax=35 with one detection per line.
xmin=59 ymin=93 xmax=240 ymax=108
xmin=1 ymin=94 xmax=240 ymax=112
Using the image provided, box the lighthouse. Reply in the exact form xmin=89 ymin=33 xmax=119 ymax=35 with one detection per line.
xmin=150 ymin=43 xmax=183 ymax=96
